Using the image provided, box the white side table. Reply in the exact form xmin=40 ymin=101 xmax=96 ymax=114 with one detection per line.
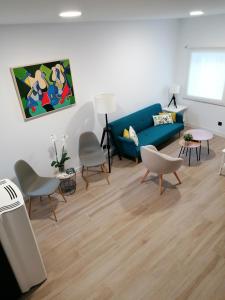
xmin=162 ymin=105 xmax=188 ymax=122
xmin=56 ymin=171 xmax=76 ymax=195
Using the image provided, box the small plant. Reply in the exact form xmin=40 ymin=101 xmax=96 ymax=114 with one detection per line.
xmin=183 ymin=133 xmax=193 ymax=142
xmin=50 ymin=134 xmax=70 ymax=172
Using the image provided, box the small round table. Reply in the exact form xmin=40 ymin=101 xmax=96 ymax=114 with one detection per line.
xmin=56 ymin=172 xmax=76 ymax=195
xmin=185 ymin=129 xmax=213 ymax=158
xmin=178 ymin=139 xmax=201 ymax=166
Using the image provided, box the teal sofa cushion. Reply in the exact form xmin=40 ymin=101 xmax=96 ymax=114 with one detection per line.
xmin=137 ymin=123 xmax=184 ymax=146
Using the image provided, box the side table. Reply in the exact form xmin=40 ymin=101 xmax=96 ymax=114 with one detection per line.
xmin=162 ymin=105 xmax=188 ymax=122
xmin=178 ymin=139 xmax=200 ymax=166
xmin=185 ymin=129 xmax=213 ymax=156
xmin=56 ymin=171 xmax=76 ymax=196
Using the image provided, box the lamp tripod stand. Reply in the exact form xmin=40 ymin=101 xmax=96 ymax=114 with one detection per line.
xmin=168 ymin=94 xmax=177 ymax=108
xmin=100 ymin=114 xmax=121 ymax=173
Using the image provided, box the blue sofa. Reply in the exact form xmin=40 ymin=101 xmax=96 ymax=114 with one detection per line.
xmin=109 ymin=103 xmax=184 ymax=160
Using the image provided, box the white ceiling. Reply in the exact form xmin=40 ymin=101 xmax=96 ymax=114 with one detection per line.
xmin=0 ymin=0 xmax=225 ymax=25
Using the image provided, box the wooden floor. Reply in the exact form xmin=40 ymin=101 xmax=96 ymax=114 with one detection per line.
xmin=23 ymin=133 xmax=225 ymax=300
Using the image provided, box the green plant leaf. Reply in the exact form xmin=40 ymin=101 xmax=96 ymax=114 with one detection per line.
xmin=64 ymin=157 xmax=70 ymax=161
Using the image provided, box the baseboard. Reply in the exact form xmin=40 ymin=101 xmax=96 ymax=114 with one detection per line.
xmin=185 ymin=122 xmax=225 ymax=138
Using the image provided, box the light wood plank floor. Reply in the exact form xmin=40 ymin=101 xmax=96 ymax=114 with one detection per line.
xmin=23 ymin=133 xmax=225 ymax=300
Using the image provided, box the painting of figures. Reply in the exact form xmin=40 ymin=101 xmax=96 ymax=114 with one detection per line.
xmin=11 ymin=59 xmax=75 ymax=120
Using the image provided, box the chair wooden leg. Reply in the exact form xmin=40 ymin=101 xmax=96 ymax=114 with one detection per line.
xmin=81 ymin=166 xmax=89 ymax=190
xmin=101 ymin=164 xmax=110 ymax=185
xmin=135 ymin=157 xmax=139 ymax=164
xmin=28 ymin=197 xmax=32 ymax=218
xmin=173 ymin=171 xmax=181 ymax=184
xmin=141 ymin=170 xmax=150 ymax=183
xmin=159 ymin=174 xmax=163 ymax=195
xmin=58 ymin=187 xmax=67 ymax=203
xmin=85 ymin=180 xmax=89 ymax=190
xmin=48 ymin=195 xmax=57 ymax=222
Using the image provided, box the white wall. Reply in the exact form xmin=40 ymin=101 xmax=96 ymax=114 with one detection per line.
xmin=0 ymin=20 xmax=178 ymax=179
xmin=176 ymin=14 xmax=225 ymax=136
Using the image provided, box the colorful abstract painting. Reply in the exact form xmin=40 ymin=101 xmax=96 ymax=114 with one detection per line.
xmin=11 ymin=59 xmax=75 ymax=120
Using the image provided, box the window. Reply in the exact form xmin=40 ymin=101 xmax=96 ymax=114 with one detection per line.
xmin=186 ymin=49 xmax=225 ymax=105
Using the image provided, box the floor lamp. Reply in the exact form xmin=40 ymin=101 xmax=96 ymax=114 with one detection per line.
xmin=95 ymin=93 xmax=116 ymax=173
xmin=168 ymin=85 xmax=180 ymax=108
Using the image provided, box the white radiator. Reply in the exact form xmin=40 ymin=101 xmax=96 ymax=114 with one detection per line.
xmin=0 ymin=179 xmax=47 ymax=292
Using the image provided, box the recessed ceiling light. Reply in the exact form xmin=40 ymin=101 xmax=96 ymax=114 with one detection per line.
xmin=190 ymin=11 xmax=204 ymax=16
xmin=59 ymin=11 xmax=82 ymax=18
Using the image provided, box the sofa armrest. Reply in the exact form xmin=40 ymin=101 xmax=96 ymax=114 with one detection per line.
xmin=117 ymin=136 xmax=139 ymax=158
xmin=118 ymin=136 xmax=136 ymax=145
xmin=176 ymin=112 xmax=183 ymax=123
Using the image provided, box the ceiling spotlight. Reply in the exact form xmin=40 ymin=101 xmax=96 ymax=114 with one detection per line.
xmin=190 ymin=11 xmax=204 ymax=16
xmin=59 ymin=11 xmax=82 ymax=18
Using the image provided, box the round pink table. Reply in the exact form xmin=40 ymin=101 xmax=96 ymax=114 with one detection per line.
xmin=178 ymin=139 xmax=201 ymax=166
xmin=185 ymin=129 xmax=213 ymax=156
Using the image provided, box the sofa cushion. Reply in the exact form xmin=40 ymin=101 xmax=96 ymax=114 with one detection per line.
xmin=123 ymin=128 xmax=130 ymax=139
xmin=129 ymin=126 xmax=139 ymax=146
xmin=159 ymin=111 xmax=176 ymax=122
xmin=152 ymin=113 xmax=173 ymax=126
xmin=137 ymin=123 xmax=184 ymax=147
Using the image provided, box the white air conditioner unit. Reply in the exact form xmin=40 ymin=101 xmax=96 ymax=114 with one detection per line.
xmin=0 ymin=179 xmax=47 ymax=293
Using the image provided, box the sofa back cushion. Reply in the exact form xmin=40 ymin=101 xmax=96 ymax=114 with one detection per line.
xmin=109 ymin=103 xmax=162 ymax=139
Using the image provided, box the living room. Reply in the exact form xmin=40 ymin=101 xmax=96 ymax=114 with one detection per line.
xmin=1 ymin=1 xmax=225 ymax=299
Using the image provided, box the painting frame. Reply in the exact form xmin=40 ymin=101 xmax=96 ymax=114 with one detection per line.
xmin=11 ymin=59 xmax=76 ymax=121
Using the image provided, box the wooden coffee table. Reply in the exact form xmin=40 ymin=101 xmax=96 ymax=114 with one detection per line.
xmin=178 ymin=139 xmax=201 ymax=166
xmin=185 ymin=129 xmax=213 ymax=157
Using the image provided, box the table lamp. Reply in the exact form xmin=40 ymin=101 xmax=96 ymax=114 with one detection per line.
xmin=95 ymin=93 xmax=116 ymax=173
xmin=168 ymin=85 xmax=180 ymax=108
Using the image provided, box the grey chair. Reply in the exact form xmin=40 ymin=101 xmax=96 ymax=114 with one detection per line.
xmin=14 ymin=160 xmax=66 ymax=222
xmin=79 ymin=131 xmax=110 ymax=189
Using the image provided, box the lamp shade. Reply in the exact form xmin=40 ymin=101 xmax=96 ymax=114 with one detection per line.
xmin=95 ymin=93 xmax=116 ymax=114
xmin=169 ymin=85 xmax=180 ymax=95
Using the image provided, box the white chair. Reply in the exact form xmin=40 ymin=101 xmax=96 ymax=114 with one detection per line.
xmin=140 ymin=145 xmax=183 ymax=194
xmin=219 ymin=149 xmax=225 ymax=175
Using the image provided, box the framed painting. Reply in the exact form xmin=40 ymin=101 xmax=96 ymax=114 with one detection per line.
xmin=11 ymin=59 xmax=75 ymax=120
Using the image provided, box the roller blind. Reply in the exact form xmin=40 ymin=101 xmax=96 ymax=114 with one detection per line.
xmin=187 ymin=50 xmax=225 ymax=102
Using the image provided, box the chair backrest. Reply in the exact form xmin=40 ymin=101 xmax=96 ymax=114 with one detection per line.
xmin=141 ymin=145 xmax=183 ymax=174
xmin=14 ymin=160 xmax=38 ymax=195
xmin=79 ymin=132 xmax=101 ymax=155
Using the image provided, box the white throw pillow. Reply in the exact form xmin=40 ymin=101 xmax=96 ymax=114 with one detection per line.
xmin=153 ymin=113 xmax=173 ymax=126
xmin=129 ymin=126 xmax=139 ymax=146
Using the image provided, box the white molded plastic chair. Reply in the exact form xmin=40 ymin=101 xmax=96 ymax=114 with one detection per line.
xmin=219 ymin=149 xmax=225 ymax=175
xmin=140 ymin=145 xmax=183 ymax=194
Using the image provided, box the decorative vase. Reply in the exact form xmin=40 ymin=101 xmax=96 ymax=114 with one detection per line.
xmin=184 ymin=140 xmax=190 ymax=146
xmin=58 ymin=165 xmax=65 ymax=173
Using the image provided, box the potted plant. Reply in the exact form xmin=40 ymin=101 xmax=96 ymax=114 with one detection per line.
xmin=183 ymin=133 xmax=193 ymax=146
xmin=50 ymin=134 xmax=70 ymax=173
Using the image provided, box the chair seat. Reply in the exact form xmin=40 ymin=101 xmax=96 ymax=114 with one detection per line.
xmin=26 ymin=177 xmax=60 ymax=197
xmin=80 ymin=151 xmax=106 ymax=167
